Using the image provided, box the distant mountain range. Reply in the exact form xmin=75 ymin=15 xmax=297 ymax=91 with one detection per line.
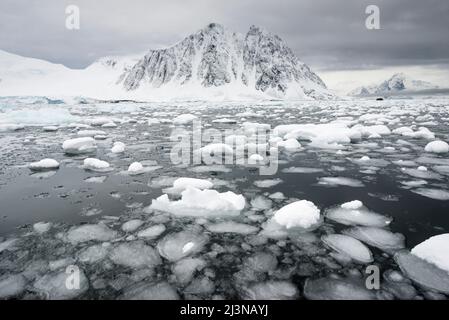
xmin=348 ymin=73 xmax=439 ymax=97
xmin=0 ymin=23 xmax=334 ymax=101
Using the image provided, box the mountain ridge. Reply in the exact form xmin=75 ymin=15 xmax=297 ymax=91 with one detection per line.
xmin=0 ymin=23 xmax=334 ymax=101
xmin=348 ymin=73 xmax=439 ymax=97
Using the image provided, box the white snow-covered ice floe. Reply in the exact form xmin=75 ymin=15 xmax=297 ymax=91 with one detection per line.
xmin=28 ymin=159 xmax=60 ymax=171
xmin=424 ymin=140 xmax=449 ymax=154
xmin=411 ymin=233 xmax=449 ymax=273
xmin=111 ymin=142 xmax=125 ymax=153
xmin=260 ymin=200 xmax=321 ymax=238
xmin=273 ymin=200 xmax=321 ymax=229
xmin=62 ymin=137 xmax=96 ymax=154
xmin=163 ymin=177 xmax=213 ymax=194
xmin=83 ymin=158 xmax=111 ymax=171
xmin=149 ymin=187 xmax=245 ymax=217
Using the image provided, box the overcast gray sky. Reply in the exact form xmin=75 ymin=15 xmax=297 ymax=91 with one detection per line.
xmin=1 ymin=0 xmax=448 ymax=87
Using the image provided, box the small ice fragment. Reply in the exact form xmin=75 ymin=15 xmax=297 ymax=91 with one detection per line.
xmin=111 ymin=142 xmax=125 ymax=153
xmin=128 ymin=162 xmax=143 ymax=173
xmin=33 ymin=222 xmax=52 ymax=234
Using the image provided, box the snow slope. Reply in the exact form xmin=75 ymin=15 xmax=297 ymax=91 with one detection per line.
xmin=0 ymin=23 xmax=333 ymax=101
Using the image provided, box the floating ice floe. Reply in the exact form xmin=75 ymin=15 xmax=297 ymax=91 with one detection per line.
xmin=188 ymin=165 xmax=232 ymax=173
xmin=111 ymin=141 xmax=125 ymax=153
xmin=62 ymin=137 xmax=96 ymax=154
xmin=109 ymin=241 xmax=162 ymax=268
xmin=250 ymin=196 xmax=272 ymax=210
xmin=400 ymin=127 xmax=435 ymax=140
xmin=119 ymin=281 xmax=179 ymax=300
xmin=241 ymin=281 xmax=298 ymax=300
xmin=172 ymin=258 xmax=207 ymax=285
xmin=268 ymin=192 xmax=285 ymax=200
xmin=254 ymin=178 xmax=282 ymax=188
xmin=401 ymin=168 xmax=441 ymax=180
xmin=281 ymin=167 xmax=323 ymax=173
xmin=173 ymin=114 xmax=197 ymax=125
xmin=33 ymin=222 xmax=52 ymax=234
xmin=411 ymin=233 xmax=449 ymax=273
xmin=198 ymin=143 xmax=234 ymax=158
xmin=43 ymin=125 xmax=58 ymax=132
xmin=83 ymin=158 xmax=110 ymax=171
xmin=424 ymin=140 xmax=449 ymax=154
xmin=157 ymin=231 xmax=209 ymax=262
xmin=242 ymin=251 xmax=278 ymax=274
xmin=0 ymin=124 xmax=24 ymax=132
xmin=77 ymin=129 xmax=106 ymax=137
xmin=205 ymin=221 xmax=259 ymax=234
xmin=322 ymin=234 xmax=373 ymax=263
xmin=0 ymin=274 xmax=27 ymax=299
xmin=163 ymin=177 xmax=213 ymax=194
xmin=28 ymin=159 xmax=59 ymax=171
xmin=137 ymin=225 xmax=166 ymax=239
xmin=212 ymin=118 xmax=237 ymax=124
xmin=77 ymin=244 xmax=109 ymax=264
xmin=317 ymin=177 xmax=364 ymax=187
xmin=127 ymin=162 xmax=143 ymax=174
xmin=65 ymin=223 xmax=118 ymax=244
xmin=325 ymin=201 xmax=391 ymax=227
xmin=33 ymin=269 xmax=89 ymax=299
xmin=274 ymin=123 xmax=360 ymax=150
xmin=304 ymin=277 xmax=376 ymax=300
xmin=248 ymin=154 xmax=264 ymax=163
xmin=121 ymin=219 xmax=144 ymax=232
xmin=277 ymin=138 xmax=301 ymax=151
xmin=395 ymin=251 xmax=449 ymax=295
xmin=411 ymin=188 xmax=449 ymax=200
xmin=343 ymin=226 xmax=405 ymax=251
xmin=150 ymin=187 xmax=245 ymax=217
xmin=84 ymin=176 xmax=107 ymax=183
xmin=0 ymin=238 xmax=18 ymax=253
xmin=101 ymin=122 xmax=117 ymax=128
xmin=433 ymin=165 xmax=449 ymax=176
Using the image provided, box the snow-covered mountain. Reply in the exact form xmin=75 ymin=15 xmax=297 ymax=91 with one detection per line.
xmin=0 ymin=23 xmax=333 ymax=101
xmin=348 ymin=73 xmax=439 ymax=97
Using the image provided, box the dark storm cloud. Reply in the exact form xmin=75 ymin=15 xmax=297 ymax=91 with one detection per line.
xmin=0 ymin=0 xmax=448 ymax=70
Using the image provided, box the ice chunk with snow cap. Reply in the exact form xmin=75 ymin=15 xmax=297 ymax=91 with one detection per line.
xmin=62 ymin=137 xmax=96 ymax=154
xmin=273 ymin=200 xmax=321 ymax=229
xmin=150 ymin=187 xmax=245 ymax=217
xmin=325 ymin=201 xmax=391 ymax=227
xmin=424 ymin=140 xmax=449 ymax=154
xmin=411 ymin=234 xmax=449 ymax=273
xmin=29 ymin=159 xmax=59 ymax=171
